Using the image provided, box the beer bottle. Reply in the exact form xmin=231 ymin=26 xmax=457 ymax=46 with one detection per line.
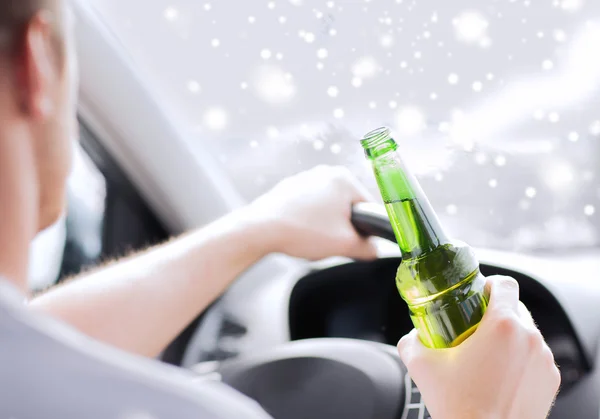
xmin=361 ymin=127 xmax=488 ymax=348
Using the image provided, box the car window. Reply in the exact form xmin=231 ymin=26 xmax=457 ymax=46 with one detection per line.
xmin=88 ymin=0 xmax=600 ymax=253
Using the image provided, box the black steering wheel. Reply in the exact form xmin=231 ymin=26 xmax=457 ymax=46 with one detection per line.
xmin=192 ymin=204 xmax=424 ymax=419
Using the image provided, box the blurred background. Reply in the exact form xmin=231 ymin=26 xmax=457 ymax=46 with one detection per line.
xmin=30 ymin=0 xmax=600 ymax=287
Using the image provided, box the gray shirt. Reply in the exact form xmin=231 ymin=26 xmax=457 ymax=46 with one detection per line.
xmin=0 ymin=279 xmax=273 ymax=419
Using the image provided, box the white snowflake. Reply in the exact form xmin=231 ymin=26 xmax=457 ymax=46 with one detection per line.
xmin=279 ymin=16 xmax=287 ymax=24
xmin=304 ymin=32 xmax=316 ymax=43
xmin=164 ymin=7 xmax=179 ymax=21
xmin=430 ymin=92 xmax=438 ymax=100
xmin=187 ymin=80 xmax=201 ymax=94
xmin=380 ymin=34 xmax=394 ymax=48
xmin=313 ymin=140 xmax=325 ymax=150
xmin=589 ymin=120 xmax=600 ymax=136
xmin=542 ymin=161 xmax=575 ymax=191
xmin=584 ymin=205 xmax=596 ymax=216
xmin=327 ymin=86 xmax=339 ymax=97
xmin=248 ymin=16 xmax=256 ymax=24
xmin=266 ymin=126 xmax=279 ymax=138
xmin=475 ymin=152 xmax=487 ymax=165
xmin=352 ymin=56 xmax=379 ymax=79
xmin=330 ymin=143 xmax=342 ymax=154
xmin=368 ymin=101 xmax=377 ymax=109
xmin=453 ymin=10 xmax=489 ymax=44
xmin=204 ymin=3 xmax=212 ymax=11
xmin=560 ymin=0 xmax=584 ymax=12
xmin=548 ymin=112 xmax=560 ymax=123
xmin=568 ymin=131 xmax=580 ymax=142
xmin=446 ymin=204 xmax=458 ymax=215
xmin=333 ymin=108 xmax=345 ymax=118
xmin=203 ymin=107 xmax=228 ymax=131
xmin=211 ymin=38 xmax=220 ymax=48
xmin=554 ymin=29 xmax=567 ymax=42
xmin=525 ymin=187 xmax=537 ymax=198
xmin=351 ymin=77 xmax=363 ymax=87
xmin=389 ymin=100 xmax=398 ymax=109
xmin=448 ymin=73 xmax=459 ymax=85
xmin=317 ymin=48 xmax=328 ymax=59
xmin=494 ymin=155 xmax=507 ymax=167
xmin=260 ymin=49 xmax=272 ymax=59
xmin=489 ymin=179 xmax=498 ymax=188
xmin=472 ymin=81 xmax=483 ymax=92
xmin=542 ymin=60 xmax=554 ymax=70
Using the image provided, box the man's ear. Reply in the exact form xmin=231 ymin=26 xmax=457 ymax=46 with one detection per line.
xmin=15 ymin=11 xmax=57 ymax=119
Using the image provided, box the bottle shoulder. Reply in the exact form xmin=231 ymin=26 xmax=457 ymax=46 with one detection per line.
xmin=396 ymin=240 xmax=482 ymax=301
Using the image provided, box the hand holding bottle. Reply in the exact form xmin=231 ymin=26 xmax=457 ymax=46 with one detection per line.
xmin=398 ymin=276 xmax=561 ymax=419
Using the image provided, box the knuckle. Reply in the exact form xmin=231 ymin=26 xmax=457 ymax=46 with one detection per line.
xmin=548 ymin=361 xmax=561 ymax=391
xmin=526 ymin=329 xmax=543 ymax=351
xmin=397 ymin=336 xmax=410 ymax=354
xmin=400 ymin=350 xmax=424 ymax=372
xmin=312 ymin=165 xmax=330 ymax=175
xmin=341 ymin=234 xmax=358 ymax=254
xmin=332 ymin=165 xmax=352 ymax=177
xmin=491 ymin=312 xmax=520 ymax=337
xmin=552 ymin=366 xmax=562 ymax=391
xmin=543 ymin=345 xmax=557 ymax=367
xmin=496 ymin=275 xmax=520 ymax=293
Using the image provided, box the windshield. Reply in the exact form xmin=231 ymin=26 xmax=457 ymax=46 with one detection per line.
xmin=89 ymin=0 xmax=599 ymax=253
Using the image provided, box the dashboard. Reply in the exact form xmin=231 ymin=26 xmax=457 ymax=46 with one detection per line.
xmin=183 ymin=247 xmax=600 ymax=418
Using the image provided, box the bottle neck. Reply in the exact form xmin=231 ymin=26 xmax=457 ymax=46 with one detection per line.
xmin=362 ymin=130 xmax=449 ymax=258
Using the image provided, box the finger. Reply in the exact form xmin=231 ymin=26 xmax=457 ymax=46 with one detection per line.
xmin=397 ymin=329 xmax=422 ymax=365
xmin=332 ymin=166 xmax=376 ymax=203
xmin=486 ymin=275 xmax=520 ymax=315
xmin=349 ymin=178 xmax=376 ymax=204
xmin=517 ymin=301 xmax=537 ymax=331
xmin=346 ymin=236 xmax=379 ymax=261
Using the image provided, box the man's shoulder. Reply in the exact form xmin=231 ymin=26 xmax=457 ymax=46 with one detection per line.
xmin=0 ymin=279 xmax=271 ymax=419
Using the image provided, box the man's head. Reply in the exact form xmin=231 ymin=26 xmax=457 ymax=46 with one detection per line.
xmin=0 ymin=0 xmax=78 ymax=232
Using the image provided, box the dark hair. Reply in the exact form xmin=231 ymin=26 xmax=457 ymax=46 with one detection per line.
xmin=0 ymin=1 xmax=60 ymax=53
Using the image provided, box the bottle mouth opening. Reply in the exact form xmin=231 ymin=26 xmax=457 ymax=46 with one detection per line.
xmin=360 ymin=127 xmax=392 ymax=149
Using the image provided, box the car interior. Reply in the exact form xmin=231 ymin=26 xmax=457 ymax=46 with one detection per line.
xmin=28 ymin=0 xmax=600 ymax=418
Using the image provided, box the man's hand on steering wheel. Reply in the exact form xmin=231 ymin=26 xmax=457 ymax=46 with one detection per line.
xmin=248 ymin=165 xmax=378 ymax=261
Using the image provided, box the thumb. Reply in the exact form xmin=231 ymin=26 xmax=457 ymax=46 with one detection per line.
xmin=398 ymin=329 xmax=430 ymax=371
xmin=485 ymin=275 xmax=520 ymax=315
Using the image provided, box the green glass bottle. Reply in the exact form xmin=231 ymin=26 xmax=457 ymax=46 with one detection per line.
xmin=361 ymin=127 xmax=488 ymax=348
